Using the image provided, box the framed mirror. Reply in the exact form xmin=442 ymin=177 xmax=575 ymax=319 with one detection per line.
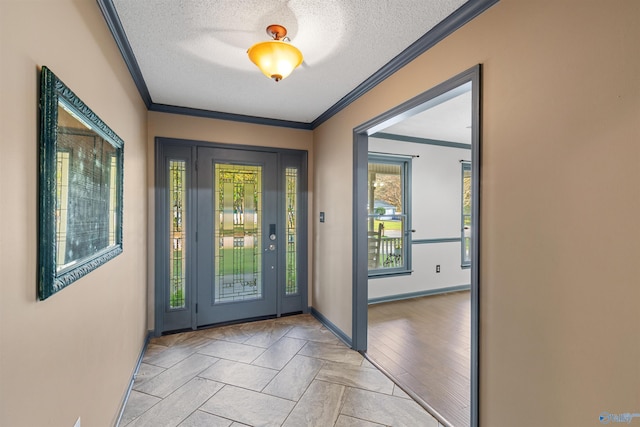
xmin=38 ymin=66 xmax=124 ymax=300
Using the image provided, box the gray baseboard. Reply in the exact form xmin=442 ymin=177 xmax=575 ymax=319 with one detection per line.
xmin=115 ymin=331 xmax=152 ymax=426
xmin=368 ymin=284 xmax=470 ymax=305
xmin=310 ymin=307 xmax=353 ymax=348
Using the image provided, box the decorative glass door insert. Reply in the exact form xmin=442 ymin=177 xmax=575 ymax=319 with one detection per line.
xmin=214 ymin=164 xmax=263 ymax=303
xmin=285 ymin=167 xmax=298 ymax=295
xmin=169 ymin=160 xmax=186 ymax=309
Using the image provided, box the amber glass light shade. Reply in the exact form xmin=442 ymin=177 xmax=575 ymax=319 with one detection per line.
xmin=247 ymin=40 xmax=303 ymax=82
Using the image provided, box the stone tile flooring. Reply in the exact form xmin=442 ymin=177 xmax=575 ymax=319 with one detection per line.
xmin=120 ymin=314 xmax=443 ymax=427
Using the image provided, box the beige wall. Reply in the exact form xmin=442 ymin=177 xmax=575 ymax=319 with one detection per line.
xmin=0 ymin=1 xmax=148 ymax=426
xmin=1 ymin=0 xmax=638 ymax=425
xmin=312 ymin=1 xmax=640 ymax=426
xmin=146 ymin=112 xmax=313 ymax=329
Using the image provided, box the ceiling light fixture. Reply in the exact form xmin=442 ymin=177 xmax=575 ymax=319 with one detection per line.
xmin=247 ymin=24 xmax=303 ymax=82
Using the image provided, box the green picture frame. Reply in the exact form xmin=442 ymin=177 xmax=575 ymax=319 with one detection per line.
xmin=38 ymin=66 xmax=124 ymax=300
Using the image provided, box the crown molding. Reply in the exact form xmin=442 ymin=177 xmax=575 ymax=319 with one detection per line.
xmin=372 ymin=132 xmax=471 ymax=150
xmin=149 ymin=104 xmax=313 ymax=130
xmin=311 ymin=0 xmax=498 ymax=129
xmin=97 ymin=0 xmax=152 ymax=108
xmin=98 ymin=0 xmax=498 ymax=130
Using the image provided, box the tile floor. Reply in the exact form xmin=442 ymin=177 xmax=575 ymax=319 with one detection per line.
xmin=120 ymin=314 xmax=444 ymax=427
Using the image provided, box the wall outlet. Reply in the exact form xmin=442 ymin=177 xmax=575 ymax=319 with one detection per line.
xmin=436 ymin=265 xmax=441 ymax=273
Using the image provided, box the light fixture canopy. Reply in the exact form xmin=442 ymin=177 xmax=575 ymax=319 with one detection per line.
xmin=247 ymin=24 xmax=303 ymax=82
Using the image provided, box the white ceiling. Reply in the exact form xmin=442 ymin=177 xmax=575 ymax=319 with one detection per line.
xmin=382 ymin=82 xmax=472 ymax=144
xmin=110 ymin=0 xmax=470 ymax=124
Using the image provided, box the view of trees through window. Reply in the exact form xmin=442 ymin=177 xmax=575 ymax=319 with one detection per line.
xmin=368 ymin=160 xmax=408 ymax=273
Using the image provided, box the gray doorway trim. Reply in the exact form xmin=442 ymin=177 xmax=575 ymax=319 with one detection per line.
xmin=352 ymin=64 xmax=481 ymax=427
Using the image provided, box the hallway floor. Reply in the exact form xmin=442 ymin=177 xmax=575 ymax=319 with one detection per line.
xmin=120 ymin=314 xmax=442 ymax=427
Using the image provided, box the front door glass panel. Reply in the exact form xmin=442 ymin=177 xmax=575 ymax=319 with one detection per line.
xmin=285 ymin=167 xmax=298 ymax=295
xmin=214 ymin=164 xmax=263 ymax=303
xmin=169 ymin=160 xmax=186 ymax=309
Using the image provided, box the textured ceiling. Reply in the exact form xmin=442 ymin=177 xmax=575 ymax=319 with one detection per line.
xmin=110 ymin=0 xmax=469 ymax=124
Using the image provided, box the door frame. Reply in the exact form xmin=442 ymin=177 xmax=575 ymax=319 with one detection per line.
xmin=154 ymin=137 xmax=308 ymax=335
xmin=352 ymin=65 xmax=481 ymax=427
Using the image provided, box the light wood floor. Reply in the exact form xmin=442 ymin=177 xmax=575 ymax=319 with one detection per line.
xmin=367 ymin=291 xmax=471 ymax=427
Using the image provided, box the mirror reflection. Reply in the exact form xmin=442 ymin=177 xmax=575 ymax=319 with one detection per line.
xmin=56 ymin=102 xmax=119 ymax=272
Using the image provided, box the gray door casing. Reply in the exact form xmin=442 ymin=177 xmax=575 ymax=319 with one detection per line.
xmin=352 ymin=65 xmax=481 ymax=427
xmin=154 ymin=138 xmax=308 ymax=335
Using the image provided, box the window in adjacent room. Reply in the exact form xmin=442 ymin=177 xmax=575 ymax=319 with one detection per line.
xmin=367 ymin=156 xmax=411 ymax=276
xmin=461 ymin=161 xmax=472 ymax=267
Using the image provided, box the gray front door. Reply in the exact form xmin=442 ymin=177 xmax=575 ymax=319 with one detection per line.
xmin=155 ymin=139 xmax=307 ymax=335
xmin=195 ymin=147 xmax=278 ymax=326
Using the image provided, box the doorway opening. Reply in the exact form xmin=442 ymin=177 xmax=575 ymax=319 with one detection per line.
xmin=352 ymin=65 xmax=480 ymax=427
